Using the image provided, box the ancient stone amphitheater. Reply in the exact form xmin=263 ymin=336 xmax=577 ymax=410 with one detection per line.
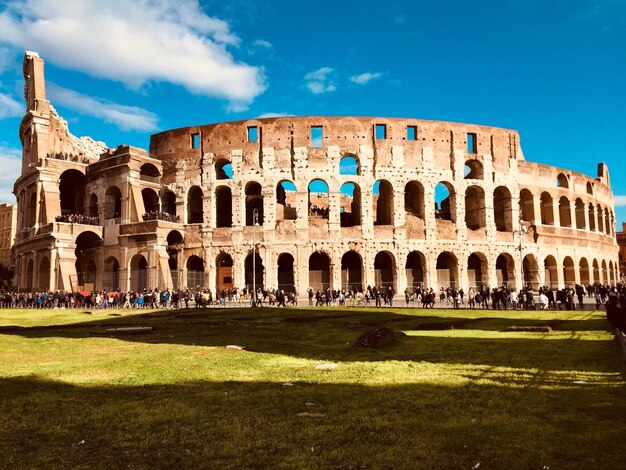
xmin=12 ymin=52 xmax=620 ymax=294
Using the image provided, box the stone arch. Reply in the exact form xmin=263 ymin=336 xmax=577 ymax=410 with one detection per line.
xmin=161 ymin=189 xmax=176 ymax=216
xmin=588 ymin=203 xmax=596 ymax=231
xmin=340 ymin=182 xmax=361 ymax=227
xmin=59 ymin=169 xmax=86 ymax=215
xmin=28 ymin=192 xmax=36 ymax=226
xmin=557 ymin=173 xmax=569 ymax=188
xmin=406 ymin=251 xmax=426 ymax=289
xmin=308 ymin=179 xmax=329 ymax=220
xmin=601 ymin=260 xmax=608 ymax=284
xmin=523 ymin=254 xmax=540 ymax=289
xmin=604 ymin=208 xmax=611 ymax=236
xmin=544 ymin=255 xmax=558 ymax=288
xmin=215 ymin=186 xmax=232 ymax=228
xmin=186 ymin=255 xmax=204 ymax=290
xmin=519 ymin=189 xmax=535 ymax=223
xmin=341 ymin=251 xmax=363 ymax=292
xmin=558 ymin=196 xmax=572 ymax=227
xmin=129 ymin=254 xmax=148 ymax=292
xmin=339 ymin=155 xmax=360 ymax=175
xmin=142 ymin=188 xmax=160 ymax=213
xmin=245 ymin=251 xmax=264 ymax=290
xmin=245 ymin=181 xmax=264 ymax=226
xmin=374 ymin=251 xmax=396 ymax=290
xmin=540 ymin=192 xmax=554 ymax=225
xmin=277 ymin=253 xmax=295 ymax=293
xmin=215 ymin=158 xmax=233 ymax=180
xmin=104 ymin=186 xmax=122 ymax=219
xmin=464 ymin=159 xmax=484 ymax=179
xmin=597 ymin=204 xmax=604 ymax=234
xmin=38 ymin=256 xmax=50 ymax=291
xmin=592 ymin=259 xmax=600 ymax=283
xmin=467 ymin=252 xmax=488 ymax=288
xmin=435 ymin=182 xmax=456 ymax=222
xmin=25 ymin=259 xmax=34 ymax=291
xmin=609 ymin=261 xmax=615 ymax=285
xmin=309 ymin=251 xmax=331 ymax=292
xmin=103 ymin=256 xmax=120 ymax=291
xmin=373 ymin=180 xmax=394 ymax=225
xmin=563 ymin=256 xmax=575 ymax=287
xmin=166 ymin=230 xmax=184 ymax=246
xmin=579 ymin=257 xmax=590 ymax=285
xmin=574 ymin=198 xmax=585 ymax=229
xmin=88 ymin=193 xmax=98 ymax=218
xmin=404 ymin=181 xmax=425 ymax=219
xmin=75 ymin=231 xmax=102 ymax=290
xmin=496 ymin=253 xmax=516 ymax=287
xmin=216 ymin=252 xmax=233 ymax=290
xmin=494 ymin=186 xmax=513 ymax=232
xmin=586 ymin=181 xmax=594 ymax=195
xmin=140 ymin=163 xmax=160 ymax=180
xmin=276 ymin=180 xmax=297 ymax=221
xmin=465 ymin=185 xmax=486 ymax=230
xmin=436 ymin=251 xmax=458 ymax=289
xmin=187 ymin=186 xmax=203 ymax=223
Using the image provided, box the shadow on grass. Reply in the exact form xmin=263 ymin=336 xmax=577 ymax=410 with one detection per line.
xmin=1 ymin=374 xmax=626 ymax=469
xmin=0 ymin=308 xmax=620 ymax=372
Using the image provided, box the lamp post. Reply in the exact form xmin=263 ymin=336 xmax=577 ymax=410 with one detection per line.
xmin=252 ymin=208 xmax=259 ymax=307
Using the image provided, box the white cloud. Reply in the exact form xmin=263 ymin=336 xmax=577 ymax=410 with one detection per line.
xmin=253 ymin=39 xmax=273 ymax=48
xmin=304 ymin=67 xmax=336 ymax=94
xmin=257 ymin=112 xmax=293 ymax=118
xmin=0 ymin=0 xmax=266 ymax=110
xmin=614 ymin=196 xmax=626 ymax=207
xmin=0 ymin=145 xmax=21 ymax=203
xmin=0 ymin=92 xmax=22 ymax=119
xmin=350 ymin=72 xmax=382 ymax=85
xmin=47 ymin=83 xmax=159 ymax=132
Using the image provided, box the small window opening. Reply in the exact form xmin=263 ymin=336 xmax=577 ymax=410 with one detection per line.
xmin=311 ymin=126 xmax=323 ymax=148
xmin=247 ymin=126 xmax=258 ymax=143
xmin=407 ymin=126 xmax=417 ymax=141
xmin=191 ymin=133 xmax=200 ymax=149
xmin=467 ymin=133 xmax=477 ymax=153
xmin=375 ymin=124 xmax=386 ymax=140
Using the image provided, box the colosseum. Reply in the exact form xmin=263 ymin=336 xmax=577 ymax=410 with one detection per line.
xmin=12 ymin=52 xmax=621 ymax=295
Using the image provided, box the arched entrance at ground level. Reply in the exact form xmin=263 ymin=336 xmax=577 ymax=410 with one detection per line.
xmin=341 ymin=251 xmax=363 ymax=292
xmin=103 ymin=257 xmax=120 ymax=291
xmin=374 ymin=251 xmax=395 ymax=290
xmin=166 ymin=230 xmax=184 ymax=289
xmin=186 ymin=256 xmax=204 ymax=290
xmin=216 ymin=253 xmax=233 ymax=291
xmin=544 ymin=256 xmax=558 ymax=288
xmin=245 ymin=252 xmax=264 ymax=291
xmin=609 ymin=261 xmax=615 ymax=285
xmin=245 ymin=182 xmax=264 ymax=226
xmin=75 ymin=231 xmax=102 ymax=291
xmin=130 ymin=255 xmax=148 ymax=292
xmin=579 ymin=258 xmax=590 ymax=285
xmin=25 ymin=259 xmax=34 ymax=291
xmin=309 ymin=252 xmax=330 ymax=293
xmin=277 ymin=253 xmax=295 ymax=293
xmin=405 ymin=251 xmax=425 ymax=290
xmin=592 ymin=259 xmax=600 ymax=284
xmin=523 ymin=254 xmax=540 ymax=289
xmin=59 ymin=169 xmax=86 ymax=215
xmin=563 ymin=257 xmax=575 ymax=287
xmin=467 ymin=252 xmax=488 ymax=289
xmin=496 ymin=253 xmax=516 ymax=287
xmin=601 ymin=260 xmax=608 ymax=284
xmin=436 ymin=252 xmax=458 ymax=289
xmin=38 ymin=257 xmax=50 ymax=291
xmin=215 ymin=186 xmax=232 ymax=227
xmin=168 ymin=257 xmax=178 ymax=289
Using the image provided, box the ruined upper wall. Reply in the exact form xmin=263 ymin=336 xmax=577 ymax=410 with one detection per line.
xmin=149 ymin=116 xmax=524 ymax=170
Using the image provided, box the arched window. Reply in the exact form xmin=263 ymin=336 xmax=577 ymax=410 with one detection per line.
xmin=187 ymin=186 xmax=203 ymax=223
xmin=575 ymin=198 xmax=585 ymax=229
xmin=340 ymin=182 xmax=361 ymax=227
xmin=558 ymin=196 xmax=571 ymax=227
xmin=540 ymin=192 xmax=554 ymax=225
xmin=88 ymin=194 xmax=98 ymax=218
xmin=161 ymin=190 xmax=176 ymax=216
xmin=276 ymin=180 xmax=297 ymax=221
xmin=373 ymin=180 xmax=394 ymax=225
xmin=519 ymin=189 xmax=534 ymax=223
xmin=308 ymin=179 xmax=329 ymax=220
xmin=588 ymin=203 xmax=596 ymax=231
xmin=556 ymin=173 xmax=569 ymax=188
xmin=215 ymin=186 xmax=232 ymax=228
xmin=494 ymin=186 xmax=512 ymax=232
xmin=104 ymin=186 xmax=122 ymax=219
xmin=339 ymin=155 xmax=360 ymax=175
xmin=465 ymin=185 xmax=486 ymax=230
xmin=464 ymin=159 xmax=484 ymax=179
xmin=245 ymin=182 xmax=264 ymax=226
xmin=142 ymin=188 xmax=160 ymax=213
xmin=435 ymin=182 xmax=455 ymax=222
xmin=59 ymin=169 xmax=86 ymax=215
xmin=215 ymin=159 xmax=233 ymax=180
xmin=140 ymin=163 xmax=160 ymax=181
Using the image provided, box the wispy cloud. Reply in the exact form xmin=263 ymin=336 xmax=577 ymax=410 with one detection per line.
xmin=350 ymin=72 xmax=382 ymax=85
xmin=257 ymin=112 xmax=293 ymax=118
xmin=0 ymin=144 xmax=21 ymax=203
xmin=47 ymin=83 xmax=159 ymax=132
xmin=614 ymin=196 xmax=626 ymax=207
xmin=0 ymin=0 xmax=266 ymax=111
xmin=304 ymin=67 xmax=336 ymax=94
xmin=252 ymin=39 xmax=273 ymax=48
xmin=0 ymin=91 xmax=21 ymax=119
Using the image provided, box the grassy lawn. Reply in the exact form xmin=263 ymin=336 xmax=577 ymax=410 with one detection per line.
xmin=1 ymin=306 xmax=625 ymax=469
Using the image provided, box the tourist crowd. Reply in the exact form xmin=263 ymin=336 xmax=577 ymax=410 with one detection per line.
xmin=55 ymin=214 xmax=99 ymax=225
xmin=309 ymin=205 xmax=329 ymax=218
xmin=142 ymin=212 xmax=180 ymax=223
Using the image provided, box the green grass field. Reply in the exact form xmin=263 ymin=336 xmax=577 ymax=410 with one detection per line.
xmin=1 ymin=306 xmax=625 ymax=469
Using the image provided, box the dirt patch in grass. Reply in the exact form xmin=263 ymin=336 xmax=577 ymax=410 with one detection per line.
xmin=505 ymin=325 xmax=553 ymax=333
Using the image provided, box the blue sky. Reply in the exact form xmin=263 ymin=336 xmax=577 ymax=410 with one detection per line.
xmin=0 ymin=0 xmax=624 ymax=223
